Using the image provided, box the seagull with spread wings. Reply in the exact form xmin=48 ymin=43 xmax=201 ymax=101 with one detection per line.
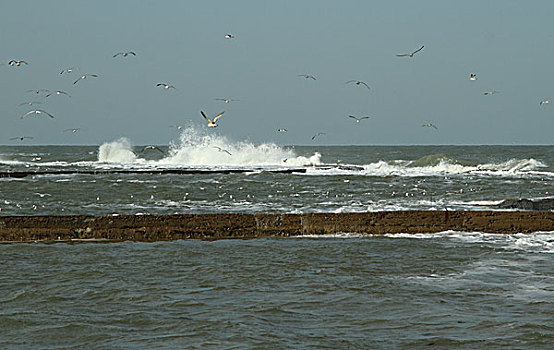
xmin=345 ymin=80 xmax=371 ymax=91
xmin=8 ymin=60 xmax=28 ymax=66
xmin=113 ymin=51 xmax=136 ymax=58
xmin=157 ymin=83 xmax=176 ymax=90
xmin=201 ymin=110 xmax=225 ymax=128
xmin=46 ymin=90 xmax=71 ymax=98
xmin=74 ymin=74 xmax=98 ymax=85
xmin=396 ymin=45 xmax=424 ymax=58
xmin=21 ymin=109 xmax=55 ymax=119
xmin=214 ymin=146 xmax=232 ymax=155
xmin=140 ymin=145 xmax=165 ymax=154
xmin=9 ymin=136 xmax=34 ymax=141
xmin=422 ymin=123 xmax=438 ymax=130
xmin=484 ymin=91 xmax=500 ymax=96
xmin=348 ymin=115 xmax=370 ymax=123
xmin=312 ymin=132 xmax=326 ymax=140
xmin=63 ymin=128 xmax=80 ymax=133
xmin=215 ymin=98 xmax=238 ymax=103
xmin=298 ymin=74 xmax=316 ymax=80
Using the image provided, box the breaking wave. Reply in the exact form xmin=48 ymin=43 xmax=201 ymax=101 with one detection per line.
xmin=96 ymin=126 xmax=321 ymax=167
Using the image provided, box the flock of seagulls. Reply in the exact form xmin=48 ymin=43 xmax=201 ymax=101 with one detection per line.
xmin=4 ymin=35 xmax=550 ymax=144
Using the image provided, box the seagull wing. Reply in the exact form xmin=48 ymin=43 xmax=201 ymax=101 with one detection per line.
xmin=200 ymin=111 xmax=212 ymax=123
xmin=348 ymin=116 xmax=358 ymax=120
xmin=73 ymin=77 xmax=82 ymax=84
xmin=129 ymin=51 xmax=136 ymax=56
xmin=113 ymin=53 xmax=122 ymax=58
xmin=412 ymin=45 xmax=424 ymax=55
xmin=345 ymin=80 xmax=357 ymax=84
xmin=212 ymin=111 xmax=225 ymax=122
xmin=38 ymin=109 xmax=55 ymax=118
xmin=360 ymin=81 xmax=371 ymax=90
xmin=396 ymin=53 xmax=409 ymax=57
xmin=21 ymin=110 xmax=36 ymax=119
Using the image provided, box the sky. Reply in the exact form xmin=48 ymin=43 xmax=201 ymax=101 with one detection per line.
xmin=1 ymin=0 xmax=553 ymax=145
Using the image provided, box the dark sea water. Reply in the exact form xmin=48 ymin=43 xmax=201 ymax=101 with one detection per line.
xmin=1 ymin=233 xmax=553 ymax=349
xmin=1 ymin=142 xmax=553 ymax=348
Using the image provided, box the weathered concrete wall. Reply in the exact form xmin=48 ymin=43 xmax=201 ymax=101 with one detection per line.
xmin=0 ymin=211 xmax=553 ymax=242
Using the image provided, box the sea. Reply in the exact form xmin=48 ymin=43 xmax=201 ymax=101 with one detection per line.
xmin=0 ymin=128 xmax=553 ymax=348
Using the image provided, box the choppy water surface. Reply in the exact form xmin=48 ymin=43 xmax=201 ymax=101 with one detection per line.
xmin=1 ymin=131 xmax=553 ymax=215
xmin=1 ymin=232 xmax=553 ymax=349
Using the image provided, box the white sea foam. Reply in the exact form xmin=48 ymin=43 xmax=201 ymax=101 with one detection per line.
xmin=97 ymin=137 xmax=139 ymax=164
xmin=95 ymin=126 xmax=321 ymax=167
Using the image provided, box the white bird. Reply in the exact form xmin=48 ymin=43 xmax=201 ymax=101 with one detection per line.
xmin=140 ymin=145 xmax=164 ymax=154
xmin=470 ymin=73 xmax=477 ymax=81
xmin=19 ymin=101 xmax=42 ymax=106
xmin=113 ymin=51 xmax=136 ymax=58
xmin=214 ymin=146 xmax=232 ymax=155
xmin=46 ymin=90 xmax=71 ymax=98
xmin=422 ymin=123 xmax=438 ymax=130
xmin=396 ymin=45 xmax=424 ymax=58
xmin=27 ymin=89 xmax=50 ymax=95
xmin=539 ymin=99 xmax=549 ymax=105
xmin=345 ymin=80 xmax=371 ymax=91
xmin=278 ymin=128 xmax=287 ymax=132
xmin=63 ymin=128 xmax=80 ymax=133
xmin=21 ymin=109 xmax=55 ymax=119
xmin=484 ymin=91 xmax=500 ymax=95
xmin=73 ymin=74 xmax=98 ymax=85
xmin=348 ymin=115 xmax=370 ymax=123
xmin=8 ymin=60 xmax=28 ymax=66
xmin=215 ymin=98 xmax=238 ymax=103
xmin=60 ymin=67 xmax=76 ymax=74
xmin=312 ymin=132 xmax=326 ymax=140
xmin=157 ymin=83 xmax=176 ymax=90
xmin=224 ymin=33 xmax=235 ymax=39
xmin=201 ymin=110 xmax=225 ymax=128
xmin=298 ymin=74 xmax=316 ymax=80
xmin=169 ymin=125 xmax=183 ymax=130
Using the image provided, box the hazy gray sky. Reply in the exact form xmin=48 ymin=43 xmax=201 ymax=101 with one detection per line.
xmin=1 ymin=0 xmax=553 ymax=145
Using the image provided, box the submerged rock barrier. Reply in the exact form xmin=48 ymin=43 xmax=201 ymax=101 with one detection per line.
xmin=0 ymin=211 xmax=553 ymax=242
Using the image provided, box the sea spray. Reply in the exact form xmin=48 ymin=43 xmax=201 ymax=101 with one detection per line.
xmin=97 ymin=138 xmax=138 ymax=163
xmin=164 ymin=125 xmax=321 ymax=166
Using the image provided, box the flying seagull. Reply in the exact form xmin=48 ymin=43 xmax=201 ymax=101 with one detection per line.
xmin=27 ymin=89 xmax=50 ymax=95
xmin=311 ymin=132 xmax=326 ymax=140
xmin=224 ymin=33 xmax=235 ymax=39
xmin=214 ymin=146 xmax=232 ymax=155
xmin=396 ymin=45 xmax=424 ymax=58
xmin=422 ymin=123 xmax=438 ymax=130
xmin=73 ymin=74 xmax=98 ymax=85
xmin=63 ymin=128 xmax=80 ymax=133
xmin=113 ymin=51 xmax=136 ymax=58
xmin=539 ymin=99 xmax=549 ymax=105
xmin=140 ymin=145 xmax=164 ymax=154
xmin=348 ymin=115 xmax=370 ymax=123
xmin=484 ymin=91 xmax=500 ymax=95
xmin=21 ymin=109 xmax=55 ymax=119
xmin=345 ymin=80 xmax=371 ymax=91
xmin=298 ymin=74 xmax=316 ymax=80
xmin=19 ymin=101 xmax=42 ymax=107
xmin=157 ymin=83 xmax=176 ymax=90
xmin=470 ymin=73 xmax=477 ymax=81
xmin=201 ymin=110 xmax=225 ymax=128
xmin=8 ymin=60 xmax=28 ymax=66
xmin=46 ymin=90 xmax=71 ymax=98
xmin=60 ymin=67 xmax=76 ymax=74
xmin=9 ymin=136 xmax=34 ymax=141
xmin=278 ymin=128 xmax=288 ymax=132
xmin=215 ymin=98 xmax=238 ymax=103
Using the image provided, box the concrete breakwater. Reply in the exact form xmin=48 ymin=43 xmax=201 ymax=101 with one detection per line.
xmin=1 ymin=211 xmax=553 ymax=242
